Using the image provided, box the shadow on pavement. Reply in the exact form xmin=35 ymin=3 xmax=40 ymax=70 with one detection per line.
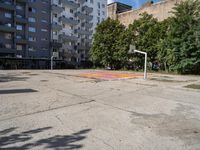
xmin=0 ymin=89 xmax=38 ymax=95
xmin=0 ymin=127 xmax=91 ymax=149
xmin=0 ymin=75 xmax=29 ymax=82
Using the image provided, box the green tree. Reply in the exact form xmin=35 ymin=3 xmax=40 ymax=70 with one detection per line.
xmin=160 ymin=0 xmax=200 ymax=74
xmin=128 ymin=13 xmax=163 ymax=64
xmin=90 ymin=18 xmax=127 ymax=69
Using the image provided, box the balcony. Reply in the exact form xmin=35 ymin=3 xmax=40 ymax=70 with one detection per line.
xmin=82 ymin=6 xmax=93 ymax=14
xmin=51 ymin=41 xmax=62 ymax=49
xmin=77 ymin=0 xmax=86 ymax=4
xmin=59 ymin=16 xmax=78 ymax=26
xmin=75 ymin=12 xmax=93 ymax=21
xmin=0 ymin=2 xmax=15 ymax=11
xmin=85 ymin=22 xmax=93 ymax=28
xmin=63 ymin=44 xmax=74 ymax=51
xmin=52 ymin=23 xmax=62 ymax=31
xmin=16 ymin=38 xmax=27 ymax=44
xmin=0 ymin=44 xmax=16 ymax=54
xmin=51 ymin=4 xmax=64 ymax=14
xmin=76 ymin=29 xmax=92 ymax=36
xmin=77 ymin=44 xmax=87 ymax=50
xmin=60 ymin=0 xmax=79 ymax=9
xmin=16 ymin=17 xmax=28 ymax=24
xmin=16 ymin=0 xmax=27 ymax=3
xmin=0 ymin=25 xmax=16 ymax=33
xmin=59 ymin=34 xmax=78 ymax=42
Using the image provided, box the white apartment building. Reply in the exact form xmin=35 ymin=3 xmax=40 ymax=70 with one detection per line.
xmin=51 ymin=0 xmax=107 ymax=63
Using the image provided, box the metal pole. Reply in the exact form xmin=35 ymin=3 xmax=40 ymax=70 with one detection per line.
xmin=51 ymin=56 xmax=53 ymax=70
xmin=144 ymin=53 xmax=147 ymax=80
xmin=133 ymin=50 xmax=148 ymax=80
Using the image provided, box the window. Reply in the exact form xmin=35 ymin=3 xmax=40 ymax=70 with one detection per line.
xmin=16 ymin=35 xmax=22 ymax=39
xmin=16 ymin=5 xmax=23 ymax=10
xmin=28 ymin=27 xmax=36 ymax=32
xmin=29 ymin=7 xmax=36 ymax=13
xmin=16 ymin=45 xmax=22 ymax=50
xmin=29 ymin=36 xmax=36 ymax=41
xmin=41 ymin=47 xmax=48 ymax=50
xmin=90 ymin=0 xmax=93 ymax=3
xmin=16 ymin=25 xmax=23 ymax=30
xmin=41 ymin=37 xmax=48 ymax=41
xmin=41 ymin=29 xmax=48 ymax=32
xmin=98 ymin=2 xmax=100 ymax=9
xmin=42 ymin=10 xmax=47 ymax=14
xmin=5 ymin=44 xmax=11 ymax=49
xmin=16 ymin=15 xmax=22 ymax=18
xmin=102 ymin=11 xmax=105 ymax=16
xmin=28 ymin=17 xmax=36 ymax=23
xmin=53 ymin=31 xmax=57 ymax=35
xmin=5 ymin=13 xmax=12 ymax=18
xmin=102 ymin=4 xmax=105 ymax=8
xmin=28 ymin=46 xmax=35 ymax=51
xmin=5 ymin=33 xmax=12 ymax=39
xmin=41 ymin=19 xmax=47 ymax=23
xmin=29 ymin=0 xmax=36 ymax=2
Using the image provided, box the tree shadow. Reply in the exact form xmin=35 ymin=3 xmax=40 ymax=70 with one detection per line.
xmin=0 ymin=127 xmax=91 ymax=150
xmin=0 ymin=74 xmax=29 ymax=82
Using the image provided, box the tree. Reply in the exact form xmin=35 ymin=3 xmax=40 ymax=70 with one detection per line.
xmin=90 ymin=18 xmax=127 ymax=69
xmin=128 ymin=13 xmax=163 ymax=64
xmin=160 ymin=0 xmax=200 ymax=74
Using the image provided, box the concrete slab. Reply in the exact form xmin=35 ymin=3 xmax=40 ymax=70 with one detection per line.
xmin=0 ymin=70 xmax=200 ymax=150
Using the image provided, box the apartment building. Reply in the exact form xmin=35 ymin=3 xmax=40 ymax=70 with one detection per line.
xmin=0 ymin=0 xmax=51 ymax=68
xmin=0 ymin=0 xmax=107 ymax=69
xmin=51 ymin=0 xmax=107 ymax=63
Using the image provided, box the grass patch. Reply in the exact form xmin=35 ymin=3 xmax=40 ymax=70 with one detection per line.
xmin=185 ymin=84 xmax=200 ymax=90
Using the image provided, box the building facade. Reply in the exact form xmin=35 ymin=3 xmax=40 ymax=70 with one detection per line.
xmin=51 ymin=0 xmax=107 ymax=63
xmin=107 ymin=0 xmax=182 ymax=27
xmin=0 ymin=0 xmax=107 ymax=69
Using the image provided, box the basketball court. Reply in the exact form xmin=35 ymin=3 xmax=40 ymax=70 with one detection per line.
xmin=79 ymin=71 xmax=144 ymax=80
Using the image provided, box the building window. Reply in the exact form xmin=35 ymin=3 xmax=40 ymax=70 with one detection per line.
xmin=41 ymin=19 xmax=47 ymax=23
xmin=41 ymin=47 xmax=48 ymax=50
xmin=5 ymin=44 xmax=11 ymax=49
xmin=5 ymin=13 xmax=12 ymax=18
xmin=41 ymin=38 xmax=48 ymax=41
xmin=28 ymin=46 xmax=35 ymax=51
xmin=41 ymin=29 xmax=48 ymax=32
xmin=28 ymin=7 xmax=36 ymax=13
xmin=5 ymin=33 xmax=12 ymax=39
xmin=16 ymin=35 xmax=22 ymax=39
xmin=16 ymin=45 xmax=23 ymax=50
xmin=42 ymin=10 xmax=47 ymax=14
xmin=16 ymin=15 xmax=22 ymax=18
xmin=16 ymin=25 xmax=23 ymax=30
xmin=16 ymin=5 xmax=23 ymax=10
xmin=29 ymin=36 xmax=36 ymax=41
xmin=28 ymin=27 xmax=36 ymax=32
xmin=28 ymin=17 xmax=36 ymax=23
xmin=98 ymin=2 xmax=100 ymax=9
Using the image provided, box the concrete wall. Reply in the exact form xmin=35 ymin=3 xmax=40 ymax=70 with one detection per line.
xmin=108 ymin=0 xmax=182 ymax=27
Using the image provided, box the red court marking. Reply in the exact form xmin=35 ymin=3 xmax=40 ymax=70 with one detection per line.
xmin=79 ymin=71 xmax=143 ymax=80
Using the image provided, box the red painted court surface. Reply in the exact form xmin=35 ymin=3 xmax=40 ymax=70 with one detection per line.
xmin=79 ymin=71 xmax=143 ymax=80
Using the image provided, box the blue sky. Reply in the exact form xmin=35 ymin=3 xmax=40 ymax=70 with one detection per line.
xmin=108 ymin=0 xmax=161 ymax=8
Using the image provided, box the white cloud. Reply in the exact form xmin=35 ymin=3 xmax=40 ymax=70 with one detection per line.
xmin=107 ymin=0 xmax=115 ymax=4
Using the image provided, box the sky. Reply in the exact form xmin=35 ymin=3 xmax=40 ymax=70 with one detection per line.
xmin=108 ymin=0 xmax=161 ymax=8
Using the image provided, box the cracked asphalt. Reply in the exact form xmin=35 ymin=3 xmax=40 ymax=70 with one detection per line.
xmin=0 ymin=70 xmax=200 ymax=150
